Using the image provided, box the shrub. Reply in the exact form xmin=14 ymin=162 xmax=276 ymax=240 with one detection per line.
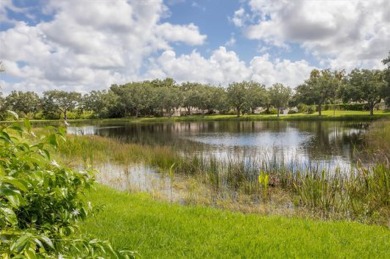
xmin=0 ymin=113 xmax=135 ymax=258
xmin=288 ymin=109 xmax=298 ymax=114
xmin=307 ymin=105 xmax=316 ymax=114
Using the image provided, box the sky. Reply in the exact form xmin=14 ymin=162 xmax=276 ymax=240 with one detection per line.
xmin=0 ymin=0 xmax=389 ymax=94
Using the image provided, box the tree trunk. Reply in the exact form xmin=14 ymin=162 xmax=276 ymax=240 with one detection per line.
xmin=369 ymin=103 xmax=374 ymax=116
xmin=236 ymin=107 xmax=241 ymax=117
xmin=64 ymin=109 xmax=68 ymax=120
xmin=277 ymin=107 xmax=280 ymax=117
xmin=318 ymin=104 xmax=322 ymax=116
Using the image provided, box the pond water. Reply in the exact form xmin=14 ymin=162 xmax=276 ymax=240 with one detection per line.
xmin=67 ymin=120 xmax=367 ymax=172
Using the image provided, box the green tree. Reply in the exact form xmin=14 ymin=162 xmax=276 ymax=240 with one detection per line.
xmin=181 ymin=82 xmax=207 ymax=115
xmin=295 ymin=69 xmax=343 ymax=116
xmin=148 ymin=78 xmax=182 ymax=117
xmin=247 ymin=82 xmax=267 ymax=114
xmin=42 ymin=90 xmax=81 ymax=120
xmin=83 ymin=90 xmax=119 ymax=118
xmin=344 ymin=69 xmax=387 ymax=116
xmin=5 ymin=91 xmax=41 ymax=118
xmin=268 ymin=83 xmax=292 ymax=117
xmin=205 ymin=85 xmax=228 ymax=114
xmin=153 ymin=85 xmax=181 ymax=117
xmin=227 ymin=81 xmax=251 ymax=117
xmin=128 ymin=82 xmax=154 ymax=117
xmin=110 ymin=84 xmax=132 ymax=117
xmin=114 ymin=82 xmax=154 ymax=117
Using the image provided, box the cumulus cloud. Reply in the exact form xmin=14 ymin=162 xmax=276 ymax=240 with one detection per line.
xmin=238 ymin=0 xmax=390 ymax=70
xmin=146 ymin=47 xmax=315 ymax=87
xmin=156 ymin=23 xmax=206 ymax=45
xmin=4 ymin=0 xmax=384 ymax=95
xmin=0 ymin=0 xmax=206 ymax=93
xmin=231 ymin=8 xmax=249 ymax=28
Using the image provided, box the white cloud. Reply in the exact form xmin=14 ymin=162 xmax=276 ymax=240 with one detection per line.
xmin=224 ymin=34 xmax=236 ymax=47
xmin=146 ymin=47 xmax=315 ymax=87
xmin=156 ymin=23 xmax=206 ymax=46
xmin=231 ymin=8 xmax=248 ymax=28
xmin=149 ymin=47 xmax=250 ymax=85
xmin=0 ymin=0 xmax=11 ymax=23
xmin=0 ymin=0 xmax=206 ymax=93
xmin=238 ymin=0 xmax=390 ymax=70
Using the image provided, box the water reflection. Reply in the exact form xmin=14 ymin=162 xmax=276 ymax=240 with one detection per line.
xmin=67 ymin=120 xmax=366 ymax=172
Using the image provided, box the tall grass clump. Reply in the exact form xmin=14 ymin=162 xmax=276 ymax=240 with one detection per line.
xmin=363 ymin=119 xmax=390 ymax=163
xmin=293 ymin=164 xmax=390 ymax=224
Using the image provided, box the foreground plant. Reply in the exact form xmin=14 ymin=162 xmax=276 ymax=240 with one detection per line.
xmin=0 ymin=114 xmax=135 ymax=258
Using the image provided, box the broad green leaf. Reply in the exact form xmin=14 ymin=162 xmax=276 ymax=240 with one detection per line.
xmin=38 ymin=235 xmax=54 ymax=250
xmin=24 ymin=248 xmax=37 ymax=259
xmin=0 ymin=132 xmax=12 ymax=143
xmin=0 ymin=188 xmax=23 ymax=207
xmin=10 ymin=233 xmax=31 ymax=253
xmin=0 ymin=207 xmax=18 ymax=225
xmin=2 ymin=177 xmax=29 ymax=192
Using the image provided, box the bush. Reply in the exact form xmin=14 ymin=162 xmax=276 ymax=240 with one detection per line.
xmin=260 ymin=108 xmax=278 ymax=115
xmin=307 ymin=105 xmax=316 ymax=114
xmin=288 ymin=109 xmax=298 ymax=114
xmin=0 ymin=113 xmax=135 ymax=258
xmin=336 ymin=103 xmax=368 ymax=111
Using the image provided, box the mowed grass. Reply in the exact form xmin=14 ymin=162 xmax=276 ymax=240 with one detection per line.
xmin=81 ymin=185 xmax=390 ymax=258
xmin=108 ymin=110 xmax=390 ymax=123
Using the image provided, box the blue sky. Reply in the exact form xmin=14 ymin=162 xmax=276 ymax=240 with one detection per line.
xmin=0 ymin=0 xmax=389 ymax=94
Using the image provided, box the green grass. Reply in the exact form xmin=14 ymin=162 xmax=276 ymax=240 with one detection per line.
xmin=97 ymin=110 xmax=390 ymax=123
xmin=117 ymin=110 xmax=390 ymax=122
xmin=81 ymin=185 xmax=390 ymax=258
xmin=2 ymin=109 xmax=389 ymax=126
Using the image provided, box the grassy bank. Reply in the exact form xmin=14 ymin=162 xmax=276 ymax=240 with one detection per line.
xmin=104 ymin=110 xmax=390 ymax=123
xmin=2 ymin=109 xmax=387 ymax=126
xmin=81 ymin=185 xmax=390 ymax=258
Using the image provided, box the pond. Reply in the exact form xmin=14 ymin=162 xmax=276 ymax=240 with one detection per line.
xmin=67 ymin=120 xmax=367 ymax=173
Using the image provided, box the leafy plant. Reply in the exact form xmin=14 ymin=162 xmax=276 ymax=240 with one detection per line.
xmin=0 ymin=114 xmax=135 ymax=258
xmin=258 ymin=171 xmax=269 ymax=199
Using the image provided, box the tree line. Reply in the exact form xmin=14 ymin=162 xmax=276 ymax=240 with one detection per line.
xmin=1 ymin=54 xmax=389 ymax=120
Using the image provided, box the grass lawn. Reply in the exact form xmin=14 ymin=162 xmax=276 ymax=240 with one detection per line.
xmin=100 ymin=110 xmax=390 ymax=123
xmin=81 ymin=185 xmax=390 ymax=258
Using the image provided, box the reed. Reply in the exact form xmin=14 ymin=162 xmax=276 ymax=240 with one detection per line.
xmin=292 ymin=165 xmax=390 ymax=224
xmin=363 ymin=119 xmax=390 ymax=163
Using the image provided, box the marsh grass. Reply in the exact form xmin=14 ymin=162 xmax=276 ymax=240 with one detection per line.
xmin=293 ymin=165 xmax=390 ymax=225
xmin=55 ymin=130 xmax=390 ymax=225
xmin=363 ymin=119 xmax=390 ymax=163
